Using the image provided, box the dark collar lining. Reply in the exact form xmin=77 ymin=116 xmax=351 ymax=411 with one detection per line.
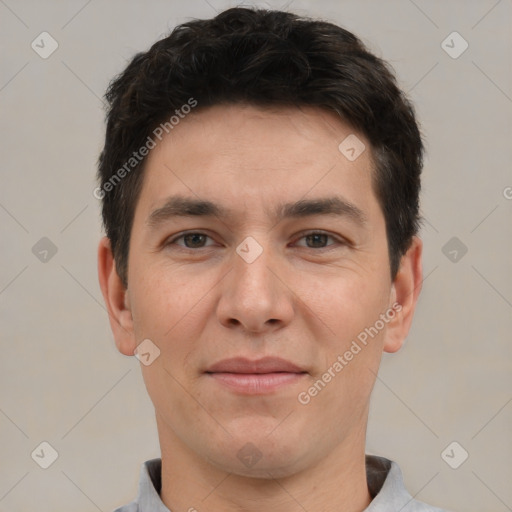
xmin=365 ymin=454 xmax=392 ymax=498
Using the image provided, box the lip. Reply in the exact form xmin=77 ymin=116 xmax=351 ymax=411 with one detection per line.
xmin=205 ymin=356 xmax=305 ymax=374
xmin=205 ymin=357 xmax=307 ymax=395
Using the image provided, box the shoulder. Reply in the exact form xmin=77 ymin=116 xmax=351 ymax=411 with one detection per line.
xmin=111 ymin=458 xmax=164 ymax=512
xmin=399 ymin=497 xmax=451 ymax=511
xmin=112 ymin=502 xmax=138 ymax=512
xmin=400 ymin=500 xmax=453 ymax=512
xmin=365 ymin=455 xmax=453 ymax=512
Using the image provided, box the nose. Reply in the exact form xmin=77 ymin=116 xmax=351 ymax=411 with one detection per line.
xmin=216 ymin=239 xmax=295 ymax=334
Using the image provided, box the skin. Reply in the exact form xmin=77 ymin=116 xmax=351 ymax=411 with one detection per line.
xmin=98 ymin=104 xmax=423 ymax=512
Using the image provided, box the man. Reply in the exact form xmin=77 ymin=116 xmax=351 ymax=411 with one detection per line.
xmin=97 ymin=6 xmax=448 ymax=512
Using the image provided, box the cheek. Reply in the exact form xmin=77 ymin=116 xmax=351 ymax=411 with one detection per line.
xmin=129 ymin=264 xmax=206 ymax=339
xmin=294 ymin=267 xmax=389 ymax=403
xmin=293 ymin=267 xmax=389 ymax=345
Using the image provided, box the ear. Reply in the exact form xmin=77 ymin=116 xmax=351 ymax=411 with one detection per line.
xmin=383 ymin=236 xmax=423 ymax=353
xmin=97 ymin=236 xmax=136 ymax=356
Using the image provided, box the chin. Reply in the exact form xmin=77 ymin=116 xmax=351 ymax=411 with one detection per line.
xmin=210 ymin=451 xmax=306 ymax=480
xmin=202 ymin=430 xmax=311 ymax=479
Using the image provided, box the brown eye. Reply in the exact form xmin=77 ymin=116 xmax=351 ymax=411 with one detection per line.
xmin=295 ymin=231 xmax=342 ymax=249
xmin=182 ymin=233 xmax=208 ymax=248
xmin=165 ymin=232 xmax=215 ymax=249
xmin=304 ymin=233 xmax=329 ymax=248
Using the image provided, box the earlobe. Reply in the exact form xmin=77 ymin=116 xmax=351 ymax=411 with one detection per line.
xmin=383 ymin=236 xmax=423 ymax=354
xmin=97 ymin=236 xmax=137 ymax=356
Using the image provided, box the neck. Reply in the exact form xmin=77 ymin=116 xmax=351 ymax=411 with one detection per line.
xmin=158 ymin=419 xmax=372 ymax=512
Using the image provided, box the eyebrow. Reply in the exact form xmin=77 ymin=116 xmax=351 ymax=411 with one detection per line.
xmin=146 ymin=195 xmax=368 ymax=229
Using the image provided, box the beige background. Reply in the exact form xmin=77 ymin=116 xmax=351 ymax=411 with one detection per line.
xmin=1 ymin=1 xmax=511 ymax=511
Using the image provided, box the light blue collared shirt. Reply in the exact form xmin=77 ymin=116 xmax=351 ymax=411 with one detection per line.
xmin=113 ymin=454 xmax=450 ymax=511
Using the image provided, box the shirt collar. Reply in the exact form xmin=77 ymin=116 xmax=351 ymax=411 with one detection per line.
xmin=364 ymin=455 xmax=422 ymax=511
xmin=133 ymin=454 xmax=424 ymax=512
xmin=136 ymin=457 xmax=169 ymax=512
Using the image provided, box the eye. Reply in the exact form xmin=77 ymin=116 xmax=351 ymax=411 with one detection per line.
xmin=165 ymin=232 xmax=216 ymax=249
xmin=164 ymin=230 xmax=346 ymax=251
xmin=293 ymin=231 xmax=344 ymax=249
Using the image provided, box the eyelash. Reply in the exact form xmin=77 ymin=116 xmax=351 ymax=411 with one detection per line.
xmin=164 ymin=230 xmax=347 ymax=251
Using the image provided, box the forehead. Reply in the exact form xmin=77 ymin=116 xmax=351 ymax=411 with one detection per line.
xmin=135 ymin=103 xmax=380 ymax=224
xmin=149 ymin=103 xmax=369 ymax=171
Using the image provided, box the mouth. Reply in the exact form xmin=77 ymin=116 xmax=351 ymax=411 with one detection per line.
xmin=204 ymin=357 xmax=307 ymax=394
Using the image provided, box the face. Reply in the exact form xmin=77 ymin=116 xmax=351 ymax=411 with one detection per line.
xmin=100 ymin=104 xmax=421 ymax=478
